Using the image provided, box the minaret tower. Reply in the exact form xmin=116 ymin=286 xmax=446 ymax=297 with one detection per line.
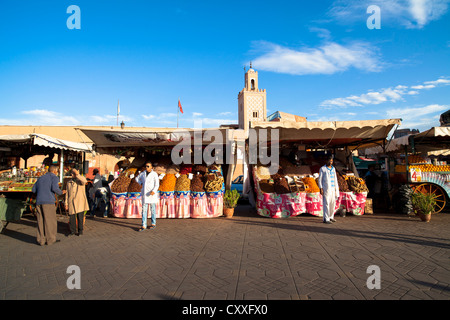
xmin=238 ymin=62 xmax=267 ymax=133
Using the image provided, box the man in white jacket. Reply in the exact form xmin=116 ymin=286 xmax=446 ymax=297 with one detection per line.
xmin=136 ymin=162 xmax=159 ymax=231
xmin=318 ymin=155 xmax=340 ymax=224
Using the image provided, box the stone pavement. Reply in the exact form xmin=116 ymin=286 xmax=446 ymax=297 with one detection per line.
xmin=1 ymin=204 xmax=449 ymax=300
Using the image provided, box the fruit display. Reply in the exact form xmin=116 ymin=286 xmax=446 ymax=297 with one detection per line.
xmin=127 ymin=179 xmax=142 ymax=192
xmin=302 ymin=177 xmax=320 ymax=193
xmin=346 ymin=176 xmax=369 ymax=193
xmin=409 ymin=164 xmax=450 ymax=172
xmin=175 ymin=174 xmax=191 ymax=192
xmin=337 ymin=173 xmax=350 ymax=192
xmin=159 ymin=173 xmax=177 ymax=192
xmin=191 ymin=173 xmax=205 ymax=192
xmin=111 ymin=174 xmax=131 ymax=193
xmin=258 ymin=179 xmax=275 ymax=193
xmin=272 ymin=173 xmax=290 ymax=194
xmin=204 ymin=173 xmax=224 ymax=192
xmin=396 ymin=163 xmax=450 ymax=173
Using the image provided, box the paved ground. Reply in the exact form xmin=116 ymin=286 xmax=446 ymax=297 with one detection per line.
xmin=1 ymin=204 xmax=449 ymax=301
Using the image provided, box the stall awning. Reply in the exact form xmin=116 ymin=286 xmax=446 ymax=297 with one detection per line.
xmin=31 ymin=134 xmax=93 ymax=152
xmin=250 ymin=118 xmax=401 ymax=149
xmin=0 ymin=133 xmax=93 ymax=152
xmin=364 ymin=126 xmax=450 ymax=155
xmin=414 ymin=126 xmax=450 ymax=139
xmin=364 ymin=134 xmax=411 ymax=155
xmin=78 ymin=127 xmax=236 ymax=153
xmin=0 ymin=134 xmax=33 ymax=143
xmin=410 ymin=126 xmax=450 ymax=153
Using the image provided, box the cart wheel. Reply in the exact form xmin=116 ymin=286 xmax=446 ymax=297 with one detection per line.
xmin=413 ymin=183 xmax=447 ymax=213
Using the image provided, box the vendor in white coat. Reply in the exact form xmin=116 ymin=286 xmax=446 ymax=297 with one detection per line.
xmin=136 ymin=162 xmax=159 ymax=231
xmin=318 ymin=155 xmax=340 ymax=224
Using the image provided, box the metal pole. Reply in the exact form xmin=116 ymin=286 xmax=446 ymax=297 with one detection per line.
xmin=60 ymin=149 xmax=64 ymax=183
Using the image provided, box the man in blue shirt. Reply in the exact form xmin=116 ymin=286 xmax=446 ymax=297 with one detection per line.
xmin=32 ymin=165 xmax=65 ymax=245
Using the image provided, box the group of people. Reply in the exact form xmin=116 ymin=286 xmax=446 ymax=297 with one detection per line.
xmin=31 ymin=162 xmax=159 ymax=245
xmin=30 ymin=156 xmax=356 ymax=245
xmin=31 ymin=166 xmax=110 ymax=245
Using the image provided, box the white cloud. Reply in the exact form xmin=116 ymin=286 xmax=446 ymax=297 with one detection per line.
xmin=328 ymin=0 xmax=450 ymax=29
xmin=0 ymin=109 xmax=135 ymax=126
xmin=142 ymin=114 xmax=155 ymax=120
xmin=192 ymin=112 xmax=203 ymax=117
xmin=251 ymin=40 xmax=382 ymax=75
xmin=424 ymin=78 xmax=450 ymax=85
xmin=21 ymin=109 xmax=80 ymax=125
xmin=161 ymin=113 xmax=178 ymax=117
xmin=387 ymin=104 xmax=448 ymax=119
xmin=410 ymin=84 xmax=436 ymax=89
xmin=387 ymin=104 xmax=448 ymax=130
xmin=320 ymin=77 xmax=450 ymax=108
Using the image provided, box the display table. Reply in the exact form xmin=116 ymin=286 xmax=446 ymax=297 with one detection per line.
xmin=253 ymin=170 xmax=367 ymax=218
xmin=110 ymin=190 xmax=224 ymax=219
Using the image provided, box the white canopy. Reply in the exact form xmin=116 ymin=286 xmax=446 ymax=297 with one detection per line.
xmin=0 ymin=133 xmax=93 ymax=152
xmin=363 ymin=126 xmax=450 ymax=155
xmin=251 ymin=118 xmax=401 ymax=148
xmin=414 ymin=126 xmax=450 ymax=139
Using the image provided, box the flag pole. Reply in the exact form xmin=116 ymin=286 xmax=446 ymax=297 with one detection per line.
xmin=117 ymin=99 xmax=120 ymax=127
xmin=177 ymin=97 xmax=179 ymax=128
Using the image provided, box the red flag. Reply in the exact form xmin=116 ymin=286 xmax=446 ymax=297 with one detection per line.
xmin=178 ymin=99 xmax=184 ymax=114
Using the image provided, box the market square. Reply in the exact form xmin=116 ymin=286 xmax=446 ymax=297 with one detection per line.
xmin=1 ymin=204 xmax=449 ymax=300
xmin=1 ymin=1 xmax=450 ymax=305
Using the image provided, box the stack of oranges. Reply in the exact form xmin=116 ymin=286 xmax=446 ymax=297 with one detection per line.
xmin=409 ymin=164 xmax=450 ymax=172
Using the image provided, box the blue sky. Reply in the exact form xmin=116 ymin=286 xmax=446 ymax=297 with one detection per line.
xmin=0 ymin=0 xmax=449 ymax=132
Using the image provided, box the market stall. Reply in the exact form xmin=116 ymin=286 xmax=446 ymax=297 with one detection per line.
xmin=79 ymin=128 xmax=230 ymax=219
xmin=0 ymin=133 xmax=93 ymax=219
xmin=384 ymin=126 xmax=450 ymax=213
xmin=247 ymin=119 xmax=401 ymax=218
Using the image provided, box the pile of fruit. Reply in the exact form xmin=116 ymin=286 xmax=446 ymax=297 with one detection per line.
xmin=271 ymin=173 xmax=290 ymax=194
xmin=127 ymin=179 xmax=142 ymax=192
xmin=302 ymin=177 xmax=320 ymax=193
xmin=175 ymin=174 xmax=191 ymax=192
xmin=409 ymin=164 xmax=450 ymax=172
xmin=346 ymin=176 xmax=369 ymax=193
xmin=159 ymin=173 xmax=177 ymax=192
xmin=111 ymin=174 xmax=131 ymax=193
xmin=337 ymin=173 xmax=350 ymax=192
xmin=204 ymin=173 xmax=224 ymax=192
xmin=191 ymin=174 xmax=205 ymax=192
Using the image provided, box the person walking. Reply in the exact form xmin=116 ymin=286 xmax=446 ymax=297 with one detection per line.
xmin=65 ymin=168 xmax=90 ymax=236
xmin=318 ymin=155 xmax=340 ymax=224
xmin=32 ymin=165 xmax=65 ymax=245
xmin=136 ymin=162 xmax=159 ymax=231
